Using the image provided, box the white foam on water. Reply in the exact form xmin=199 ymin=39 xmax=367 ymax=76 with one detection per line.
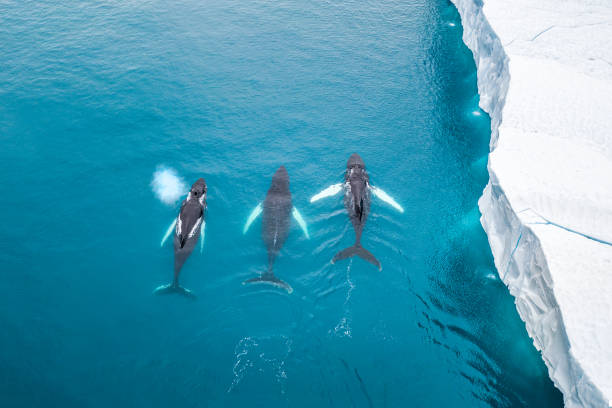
xmin=227 ymin=335 xmax=292 ymax=394
xmin=331 ymin=259 xmax=355 ymax=338
xmin=151 ymin=166 xmax=187 ymax=206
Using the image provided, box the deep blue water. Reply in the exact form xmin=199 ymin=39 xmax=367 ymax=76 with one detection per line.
xmin=0 ymin=0 xmax=563 ymax=407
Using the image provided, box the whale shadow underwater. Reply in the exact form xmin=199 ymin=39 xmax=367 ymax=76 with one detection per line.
xmin=242 ymin=166 xmax=309 ymax=294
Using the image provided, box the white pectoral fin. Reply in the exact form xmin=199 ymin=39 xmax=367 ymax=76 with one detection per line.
xmin=310 ymin=183 xmax=343 ymax=203
xmin=370 ymin=185 xmax=404 ymax=213
xmin=243 ymin=203 xmax=263 ymax=234
xmin=161 ymin=218 xmax=177 ymax=247
xmin=292 ymin=207 xmax=310 ymax=239
xmin=200 ymin=220 xmax=206 ymax=253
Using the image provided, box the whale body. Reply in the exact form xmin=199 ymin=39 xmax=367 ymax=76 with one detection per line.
xmin=310 ymin=153 xmax=404 ymax=270
xmin=243 ymin=166 xmax=309 ymax=293
xmin=333 ymin=154 xmax=381 ymax=270
xmin=155 ymin=178 xmax=207 ymax=297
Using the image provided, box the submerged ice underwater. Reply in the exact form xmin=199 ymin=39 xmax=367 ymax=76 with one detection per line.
xmin=0 ymin=0 xmax=565 ymax=407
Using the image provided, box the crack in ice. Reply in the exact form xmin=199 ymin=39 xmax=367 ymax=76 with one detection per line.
xmin=529 ymin=21 xmax=611 ymax=42
xmin=520 ymin=208 xmax=612 ymax=247
xmin=530 ymin=25 xmax=555 ymax=41
xmin=502 ymin=228 xmax=523 ymax=280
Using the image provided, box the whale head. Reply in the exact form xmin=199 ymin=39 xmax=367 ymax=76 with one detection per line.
xmin=189 ymin=178 xmax=207 ymax=200
xmin=347 ymin=153 xmax=365 ymax=170
xmin=269 ymin=165 xmax=290 ymax=193
xmin=346 ymin=153 xmax=367 ymax=180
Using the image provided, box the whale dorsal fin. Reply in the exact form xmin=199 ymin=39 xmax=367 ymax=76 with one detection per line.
xmin=292 ymin=207 xmax=310 ymax=239
xmin=369 ymin=185 xmax=404 ymax=213
xmin=310 ymin=183 xmax=343 ymax=203
xmin=243 ymin=202 xmax=263 ymax=234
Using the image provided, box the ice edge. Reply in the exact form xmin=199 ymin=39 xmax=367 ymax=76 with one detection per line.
xmin=450 ymin=0 xmax=610 ymax=407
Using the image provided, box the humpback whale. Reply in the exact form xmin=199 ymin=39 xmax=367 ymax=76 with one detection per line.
xmin=155 ymin=178 xmax=207 ymax=297
xmin=242 ymin=166 xmax=309 ymax=293
xmin=310 ymin=153 xmax=403 ymax=270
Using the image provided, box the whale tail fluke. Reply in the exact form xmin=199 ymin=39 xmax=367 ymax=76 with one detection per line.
xmin=332 ymin=244 xmax=382 ymax=271
xmin=153 ymin=283 xmax=196 ymax=298
xmin=242 ymin=274 xmax=293 ymax=294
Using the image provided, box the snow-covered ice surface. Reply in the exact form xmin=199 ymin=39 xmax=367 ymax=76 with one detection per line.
xmin=451 ymin=0 xmax=612 ymax=406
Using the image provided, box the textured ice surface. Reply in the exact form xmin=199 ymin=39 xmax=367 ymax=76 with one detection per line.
xmin=451 ymin=0 xmax=612 ymax=406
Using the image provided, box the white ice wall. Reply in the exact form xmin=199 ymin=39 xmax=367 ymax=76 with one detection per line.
xmin=451 ymin=0 xmax=612 ymax=406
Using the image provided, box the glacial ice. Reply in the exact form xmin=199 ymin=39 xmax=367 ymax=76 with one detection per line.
xmin=451 ymin=0 xmax=612 ymax=406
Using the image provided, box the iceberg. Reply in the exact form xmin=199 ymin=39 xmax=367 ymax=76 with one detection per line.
xmin=450 ymin=0 xmax=612 ymax=406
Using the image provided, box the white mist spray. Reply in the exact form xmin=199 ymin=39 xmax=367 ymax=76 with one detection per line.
xmin=151 ymin=166 xmax=187 ymax=206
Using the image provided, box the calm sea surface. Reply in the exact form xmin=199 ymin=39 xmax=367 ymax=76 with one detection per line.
xmin=0 ymin=0 xmax=562 ymax=406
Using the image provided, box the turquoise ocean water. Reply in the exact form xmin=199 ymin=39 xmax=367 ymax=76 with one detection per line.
xmin=0 ymin=0 xmax=563 ymax=406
